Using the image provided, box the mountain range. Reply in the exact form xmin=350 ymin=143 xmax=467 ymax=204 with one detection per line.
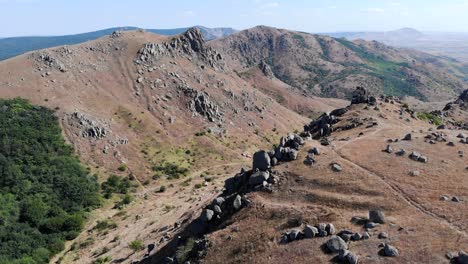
xmin=0 ymin=25 xmax=236 ymax=61
xmin=0 ymin=25 xmax=467 ymax=264
xmin=325 ymin=28 xmax=468 ymax=63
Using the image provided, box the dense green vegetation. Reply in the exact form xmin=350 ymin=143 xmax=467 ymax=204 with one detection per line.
xmin=0 ymin=98 xmax=100 ymax=263
xmin=334 ymin=38 xmax=424 ymax=98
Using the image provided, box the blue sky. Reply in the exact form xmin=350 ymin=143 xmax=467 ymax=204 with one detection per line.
xmin=1 ymin=0 xmax=468 ymax=37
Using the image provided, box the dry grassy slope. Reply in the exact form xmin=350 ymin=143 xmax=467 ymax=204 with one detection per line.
xmin=200 ymin=101 xmax=468 ymax=264
xmin=0 ymin=29 xmax=348 ymax=263
xmin=209 ymin=26 xmax=467 ymax=102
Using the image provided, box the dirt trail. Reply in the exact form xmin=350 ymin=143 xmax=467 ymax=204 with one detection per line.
xmin=332 ymin=127 xmax=468 ymax=237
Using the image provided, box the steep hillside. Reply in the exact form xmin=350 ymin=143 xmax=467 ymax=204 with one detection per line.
xmin=143 ymin=89 xmax=468 ymax=264
xmin=0 ymin=26 xmax=236 ymax=61
xmin=0 ymin=28 xmax=345 ymax=263
xmin=210 ymin=26 xmax=467 ymax=102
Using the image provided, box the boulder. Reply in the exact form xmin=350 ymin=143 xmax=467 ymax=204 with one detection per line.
xmin=338 ymin=249 xmax=350 ymax=261
xmin=288 ymin=229 xmax=301 ymax=241
xmin=248 ymin=170 xmax=270 ymax=186
xmin=378 ymin=232 xmax=389 ymax=239
xmin=326 ymin=223 xmax=336 ymax=235
xmin=351 ymin=233 xmax=362 ymax=241
xmin=383 ymin=244 xmax=399 ymax=257
xmin=252 ymin=150 xmax=271 ymax=171
xmin=364 ymin=222 xmax=379 ymax=229
xmin=384 ymin=145 xmax=393 ymax=153
xmin=418 ymin=155 xmax=428 ymax=163
xmin=396 ymin=149 xmax=406 ymax=156
xmin=458 ymin=251 xmax=468 ymax=264
xmin=332 ymin=163 xmax=343 ymax=172
xmin=201 ymin=209 xmax=214 ymax=222
xmin=304 ymin=225 xmax=319 ymax=238
xmin=369 ymin=210 xmax=385 ymax=224
xmin=351 ymin=87 xmax=369 ymax=105
xmin=213 ymin=205 xmax=222 ymax=214
xmin=326 ymin=236 xmax=348 ymax=253
xmin=233 ymin=195 xmax=242 ymax=210
xmin=213 ymin=197 xmax=225 ymax=206
xmin=347 ymin=252 xmax=359 ymax=264
xmin=409 ymin=151 xmax=421 ymax=161
xmin=403 ymin=133 xmax=412 ymax=141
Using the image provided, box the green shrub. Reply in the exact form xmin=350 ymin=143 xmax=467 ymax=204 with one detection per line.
xmin=128 ymin=239 xmax=144 ymax=252
xmin=417 ymin=112 xmax=443 ymax=126
xmin=94 ymin=220 xmax=117 ymax=231
xmin=117 ymin=164 xmax=128 ymax=172
xmin=101 ymin=175 xmax=132 ymax=198
xmin=152 ymin=163 xmax=189 ymax=180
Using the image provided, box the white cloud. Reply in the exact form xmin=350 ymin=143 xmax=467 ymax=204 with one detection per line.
xmin=182 ymin=10 xmax=196 ymax=17
xmin=261 ymin=2 xmax=279 ymax=9
xmin=364 ymin=7 xmax=385 ymax=13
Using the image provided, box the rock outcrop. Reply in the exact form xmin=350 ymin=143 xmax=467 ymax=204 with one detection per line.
xmin=136 ymin=28 xmax=225 ymax=71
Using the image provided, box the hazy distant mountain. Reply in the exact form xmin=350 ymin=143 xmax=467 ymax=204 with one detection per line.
xmin=324 ymin=28 xmax=468 ymax=62
xmin=0 ymin=26 xmax=236 ymax=60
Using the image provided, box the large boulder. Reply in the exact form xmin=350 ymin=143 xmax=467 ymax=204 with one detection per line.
xmin=369 ymin=210 xmax=385 ymax=224
xmin=233 ymin=195 xmax=242 ymax=210
xmin=351 ymin=87 xmax=369 ymax=105
xmin=252 ymin=150 xmax=271 ymax=171
xmin=383 ymin=244 xmax=399 ymax=257
xmin=304 ymin=225 xmax=319 ymax=238
xmin=248 ymin=170 xmax=270 ymax=186
xmin=326 ymin=236 xmax=348 ymax=253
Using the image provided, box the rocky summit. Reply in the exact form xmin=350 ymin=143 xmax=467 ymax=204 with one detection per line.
xmin=0 ymin=19 xmax=467 ymax=264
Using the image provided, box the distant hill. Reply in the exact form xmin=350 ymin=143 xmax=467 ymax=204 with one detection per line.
xmin=0 ymin=26 xmax=236 ymax=61
xmin=210 ymin=26 xmax=467 ymax=101
xmin=323 ymin=28 xmax=468 ymax=62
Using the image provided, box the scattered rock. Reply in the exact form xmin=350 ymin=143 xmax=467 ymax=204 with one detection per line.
xmin=409 ymin=170 xmax=420 ymax=177
xmin=304 ymin=225 xmax=318 ymax=238
xmin=252 ymin=150 xmax=271 ymax=171
xmin=326 ymin=236 xmax=348 ymax=253
xmin=403 ymin=133 xmax=412 ymax=141
xmin=331 ymin=163 xmax=343 ymax=172
xmin=383 ymin=244 xmax=399 ymax=257
xmin=384 ymin=144 xmax=393 ymax=153
xmin=369 ymin=210 xmax=385 ymax=224
xmin=378 ymin=232 xmax=389 ymax=239
xmin=233 ymin=195 xmax=242 ymax=210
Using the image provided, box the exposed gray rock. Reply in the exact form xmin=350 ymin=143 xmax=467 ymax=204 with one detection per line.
xmin=458 ymin=251 xmax=468 ymax=264
xmin=213 ymin=197 xmax=225 ymax=206
xmin=233 ymin=195 xmax=242 ymax=210
xmin=384 ymin=145 xmax=393 ymax=153
xmin=248 ymin=170 xmax=270 ymax=186
xmin=332 ymin=163 xmax=343 ymax=172
xmin=351 ymin=86 xmax=369 ymax=105
xmin=201 ymin=209 xmax=214 ymax=222
xmin=369 ymin=210 xmax=385 ymax=224
xmin=185 ymin=90 xmax=223 ymax=122
xmin=213 ymin=205 xmax=222 ymax=214
xmin=252 ymin=150 xmax=271 ymax=171
xmin=304 ymin=225 xmax=318 ymax=238
xmin=396 ymin=149 xmax=406 ymax=156
xmin=288 ymin=229 xmax=301 ymax=241
xmin=351 ymin=233 xmax=362 ymax=241
xmin=326 ymin=223 xmax=336 ymax=235
xmin=347 ymin=252 xmax=359 ymax=264
xmin=383 ymin=244 xmax=399 ymax=257
xmin=326 ymin=236 xmax=348 ymax=253
xmin=365 ymin=222 xmax=379 ymax=229
xmin=378 ymin=232 xmax=389 ymax=239
xmin=403 ymin=133 xmax=412 ymax=141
